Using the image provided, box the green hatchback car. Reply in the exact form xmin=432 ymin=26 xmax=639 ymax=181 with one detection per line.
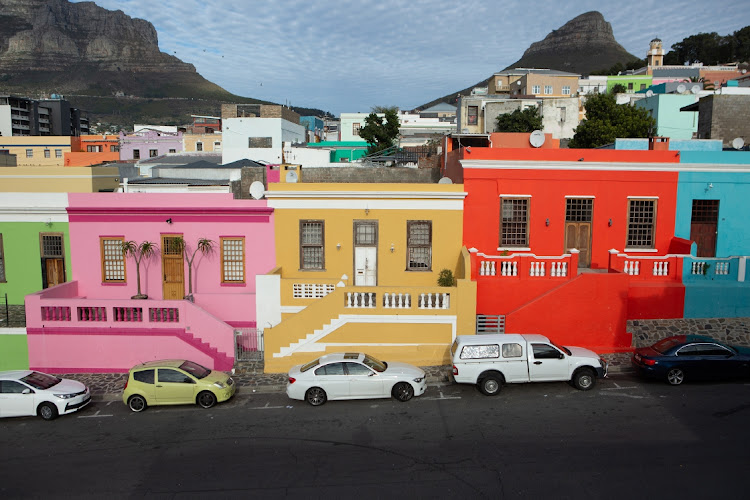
xmin=122 ymin=360 xmax=236 ymax=412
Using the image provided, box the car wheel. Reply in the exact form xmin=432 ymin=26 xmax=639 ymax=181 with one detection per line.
xmin=197 ymin=391 xmax=217 ymax=409
xmin=127 ymin=394 xmax=147 ymax=412
xmin=392 ymin=382 xmax=415 ymax=402
xmin=479 ymin=375 xmax=502 ymax=396
xmin=38 ymin=402 xmax=58 ymax=421
xmin=572 ymin=368 xmax=596 ymax=391
xmin=305 ymin=387 xmax=327 ymax=406
xmin=667 ymin=367 xmax=685 ymax=386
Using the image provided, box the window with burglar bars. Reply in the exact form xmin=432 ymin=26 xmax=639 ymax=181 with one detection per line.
xmin=627 ymin=199 xmax=656 ymax=248
xmin=100 ymin=237 xmax=125 ymax=282
xmin=407 ymin=221 xmax=432 ymax=271
xmin=221 ymin=237 xmax=245 ymax=283
xmin=300 ymin=221 xmax=324 ymax=270
xmin=500 ymin=198 xmax=529 ymax=247
xmin=691 ymin=200 xmax=719 ymax=222
xmin=40 ymin=234 xmax=64 ymax=257
xmin=565 ymin=199 xmax=593 ymax=222
xmin=355 ymin=221 xmax=377 ymax=246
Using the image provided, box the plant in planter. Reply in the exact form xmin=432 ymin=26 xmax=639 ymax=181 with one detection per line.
xmin=121 ymin=240 xmax=157 ymax=299
xmin=702 ymin=262 xmax=711 ymax=275
xmin=437 ymin=269 xmax=456 ymax=287
xmin=173 ymin=236 xmax=214 ymax=300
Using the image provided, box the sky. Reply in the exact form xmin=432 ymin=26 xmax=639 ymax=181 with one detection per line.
xmin=74 ymin=0 xmax=750 ymax=116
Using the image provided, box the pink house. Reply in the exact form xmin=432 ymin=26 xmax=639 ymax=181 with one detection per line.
xmin=25 ymin=193 xmax=275 ymax=372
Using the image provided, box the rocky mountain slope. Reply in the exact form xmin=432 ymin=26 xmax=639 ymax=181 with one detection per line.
xmin=419 ymin=11 xmax=641 ymax=110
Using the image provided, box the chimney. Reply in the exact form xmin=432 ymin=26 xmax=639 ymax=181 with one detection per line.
xmin=649 ymin=136 xmax=670 ymax=151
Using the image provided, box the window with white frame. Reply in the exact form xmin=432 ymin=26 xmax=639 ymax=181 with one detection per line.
xmin=352 ymin=123 xmax=361 ymax=136
xmin=44 ymin=150 xmax=50 ymax=158
xmin=500 ymin=198 xmax=529 ymax=247
xmin=214 ymin=141 xmax=221 ymax=151
xmin=544 ymin=85 xmax=553 ymax=95
xmin=562 ymin=86 xmax=571 ymax=95
xmin=100 ymin=237 xmax=125 ymax=282
xmin=26 ymin=149 xmax=33 ymax=158
xmin=149 ymin=149 xmax=158 ymax=158
xmin=532 ymin=85 xmax=541 ymax=94
xmin=55 ymin=149 xmax=62 ymax=158
xmin=627 ymin=199 xmax=657 ymax=249
xmin=196 ymin=142 xmax=203 ymax=151
xmin=221 ymin=237 xmax=245 ymax=283
xmin=300 ymin=220 xmax=324 ymax=270
xmin=407 ymin=221 xmax=432 ymax=271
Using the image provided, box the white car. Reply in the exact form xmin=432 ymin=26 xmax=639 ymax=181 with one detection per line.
xmin=0 ymin=370 xmax=91 ymax=420
xmin=286 ymin=352 xmax=427 ymax=406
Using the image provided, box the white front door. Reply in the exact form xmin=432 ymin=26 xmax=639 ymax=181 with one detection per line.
xmin=354 ymin=246 xmax=377 ymax=286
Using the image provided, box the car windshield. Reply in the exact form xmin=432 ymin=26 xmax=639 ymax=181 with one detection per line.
xmin=550 ymin=341 xmax=572 ymax=356
xmin=652 ymin=337 xmax=683 ymax=354
xmin=362 ymin=354 xmax=387 ymax=372
xmin=179 ymin=361 xmax=211 ymax=379
xmin=21 ymin=371 xmax=61 ymax=390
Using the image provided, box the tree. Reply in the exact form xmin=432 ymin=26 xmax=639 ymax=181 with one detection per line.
xmin=568 ymin=93 xmax=655 ymax=149
xmin=358 ymin=107 xmax=400 ymax=155
xmin=495 ymin=106 xmax=543 ymax=133
xmin=173 ymin=237 xmax=214 ymax=299
xmin=121 ymin=240 xmax=157 ymax=299
xmin=611 ymin=84 xmax=627 ymax=94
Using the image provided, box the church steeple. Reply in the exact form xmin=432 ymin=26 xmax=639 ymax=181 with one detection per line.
xmin=647 ymin=38 xmax=664 ymax=67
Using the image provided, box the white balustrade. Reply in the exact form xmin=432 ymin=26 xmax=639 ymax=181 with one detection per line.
xmin=383 ymin=293 xmax=411 ymax=309
xmin=624 ymin=260 xmax=640 ymax=275
xmin=652 ymin=261 xmax=669 ymax=276
xmin=549 ymin=262 xmax=567 ymax=277
xmin=715 ymin=262 xmax=730 ymax=275
xmin=346 ymin=292 xmax=376 ymax=308
xmin=529 ymin=262 xmax=546 ymax=277
xmin=480 ymin=261 xmax=497 ymax=276
xmin=418 ymin=293 xmax=450 ymax=310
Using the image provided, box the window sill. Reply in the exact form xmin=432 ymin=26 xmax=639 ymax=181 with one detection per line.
xmin=101 ymin=282 xmax=127 ymax=286
xmin=624 ymin=248 xmax=659 ymax=253
xmin=497 ymin=247 xmax=530 ymax=252
xmin=405 ymin=268 xmax=432 ymax=272
xmin=221 ymin=282 xmax=247 ymax=287
xmin=298 ymin=269 xmax=327 ymax=272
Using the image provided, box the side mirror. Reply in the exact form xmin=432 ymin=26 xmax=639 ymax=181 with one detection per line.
xmin=368 ymin=372 xmax=376 ymax=377
xmin=22 ymin=389 xmax=32 ymax=395
xmin=558 ymin=353 xmax=564 ymax=359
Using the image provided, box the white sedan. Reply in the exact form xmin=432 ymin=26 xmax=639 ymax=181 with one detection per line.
xmin=0 ymin=370 xmax=91 ymax=420
xmin=286 ymin=352 xmax=427 ymax=406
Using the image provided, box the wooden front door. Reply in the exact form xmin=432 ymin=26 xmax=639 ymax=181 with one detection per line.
xmin=564 ymin=199 xmax=593 ymax=268
xmin=353 ymin=221 xmax=378 ymax=286
xmin=161 ymin=235 xmax=185 ymax=300
xmin=690 ymin=200 xmax=719 ymax=257
xmin=39 ymin=233 xmax=66 ymax=288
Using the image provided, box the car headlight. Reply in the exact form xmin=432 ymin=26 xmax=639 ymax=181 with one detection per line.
xmin=413 ymin=377 xmax=424 ymax=383
xmin=213 ymin=381 xmax=226 ymax=389
xmin=54 ymin=393 xmax=76 ymax=399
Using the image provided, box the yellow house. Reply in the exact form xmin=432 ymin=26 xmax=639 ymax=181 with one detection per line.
xmin=0 ymin=136 xmax=73 ymax=167
xmin=0 ymin=166 xmax=120 ymax=192
xmin=183 ymin=133 xmax=222 ymax=153
xmin=259 ymin=182 xmax=476 ymax=372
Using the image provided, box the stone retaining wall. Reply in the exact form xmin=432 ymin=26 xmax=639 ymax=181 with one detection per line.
xmin=628 ymin=318 xmax=750 ymax=347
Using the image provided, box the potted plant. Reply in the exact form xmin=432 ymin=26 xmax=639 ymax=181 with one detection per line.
xmin=121 ymin=240 xmax=157 ymax=299
xmin=437 ymin=269 xmax=456 ymax=287
xmin=173 ymin=237 xmax=214 ymax=300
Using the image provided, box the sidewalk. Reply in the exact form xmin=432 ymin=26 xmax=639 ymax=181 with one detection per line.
xmin=64 ymin=353 xmax=636 ymax=402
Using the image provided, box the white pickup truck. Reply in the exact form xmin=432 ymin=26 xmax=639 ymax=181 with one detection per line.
xmin=450 ymin=334 xmax=608 ymax=395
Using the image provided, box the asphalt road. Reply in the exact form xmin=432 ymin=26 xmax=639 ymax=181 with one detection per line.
xmin=1 ymin=374 xmax=749 ymax=499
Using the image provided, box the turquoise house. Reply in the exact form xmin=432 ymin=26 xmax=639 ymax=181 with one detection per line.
xmin=635 ymin=94 xmax=699 ymax=140
xmin=306 ymin=141 xmax=369 ymax=162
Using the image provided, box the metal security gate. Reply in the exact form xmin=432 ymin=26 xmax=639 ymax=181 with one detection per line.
xmin=235 ymin=328 xmax=264 ymax=361
xmin=476 ymin=315 xmax=505 ymax=334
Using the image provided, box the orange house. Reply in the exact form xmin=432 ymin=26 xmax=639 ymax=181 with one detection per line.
xmin=64 ymin=135 xmax=120 ymax=166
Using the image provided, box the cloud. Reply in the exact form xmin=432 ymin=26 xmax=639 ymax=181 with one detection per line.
xmin=75 ymin=0 xmax=750 ymax=115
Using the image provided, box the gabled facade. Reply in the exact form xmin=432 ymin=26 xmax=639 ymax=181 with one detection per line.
xmin=259 ymin=183 xmax=476 ymax=372
xmin=25 ymin=193 xmax=275 ymax=373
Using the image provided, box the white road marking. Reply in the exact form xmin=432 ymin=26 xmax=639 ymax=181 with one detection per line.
xmin=249 ymin=402 xmax=285 ymax=410
xmin=601 ymin=385 xmax=639 ymax=391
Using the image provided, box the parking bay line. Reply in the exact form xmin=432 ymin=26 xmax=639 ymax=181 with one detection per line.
xmin=421 ymin=390 xmax=461 ymax=401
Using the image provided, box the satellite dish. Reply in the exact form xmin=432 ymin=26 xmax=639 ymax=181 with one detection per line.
xmin=676 ymin=84 xmax=686 ymax=94
xmin=529 ymin=130 xmax=546 ymax=148
xmin=249 ymin=181 xmax=264 ymax=199
xmin=438 ymin=177 xmax=453 ymax=184
xmin=691 ymin=85 xmax=701 ymax=94
xmin=646 ymin=90 xmax=654 ymax=97
xmin=285 ymin=171 xmax=298 ymax=183
xmin=732 ymin=137 xmax=745 ymax=150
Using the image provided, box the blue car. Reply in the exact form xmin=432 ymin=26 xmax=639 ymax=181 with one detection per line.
xmin=632 ymin=335 xmax=750 ymax=385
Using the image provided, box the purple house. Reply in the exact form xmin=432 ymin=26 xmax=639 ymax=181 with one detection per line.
xmin=119 ymin=129 xmax=184 ymax=161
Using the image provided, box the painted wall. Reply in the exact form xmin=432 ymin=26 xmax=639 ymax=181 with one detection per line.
xmin=66 ymin=193 xmax=276 ymax=325
xmin=339 ymin=113 xmax=373 ymax=142
xmin=0 ymin=193 xmax=70 ymax=305
xmin=0 ymin=136 xmax=72 ymax=166
xmin=634 ymin=94 xmax=699 ymax=139
xmin=683 ymin=285 xmax=750 ymax=318
xmin=306 ymin=141 xmax=368 ymax=162
xmin=119 ymin=130 xmax=183 ymax=161
xmin=614 ymin=138 xmax=723 ymax=151
xmin=183 ymin=133 xmax=223 ymax=153
xmin=0 ymin=166 xmax=120 ymax=192
xmin=675 ymin=170 xmax=750 ymax=257
xmin=222 ymin=117 xmax=306 ymax=164
xmin=461 ymin=161 xmax=680 ymax=270
xmin=607 ymin=75 xmax=653 ymax=93
xmin=0 ymin=330 xmax=29 ymax=370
